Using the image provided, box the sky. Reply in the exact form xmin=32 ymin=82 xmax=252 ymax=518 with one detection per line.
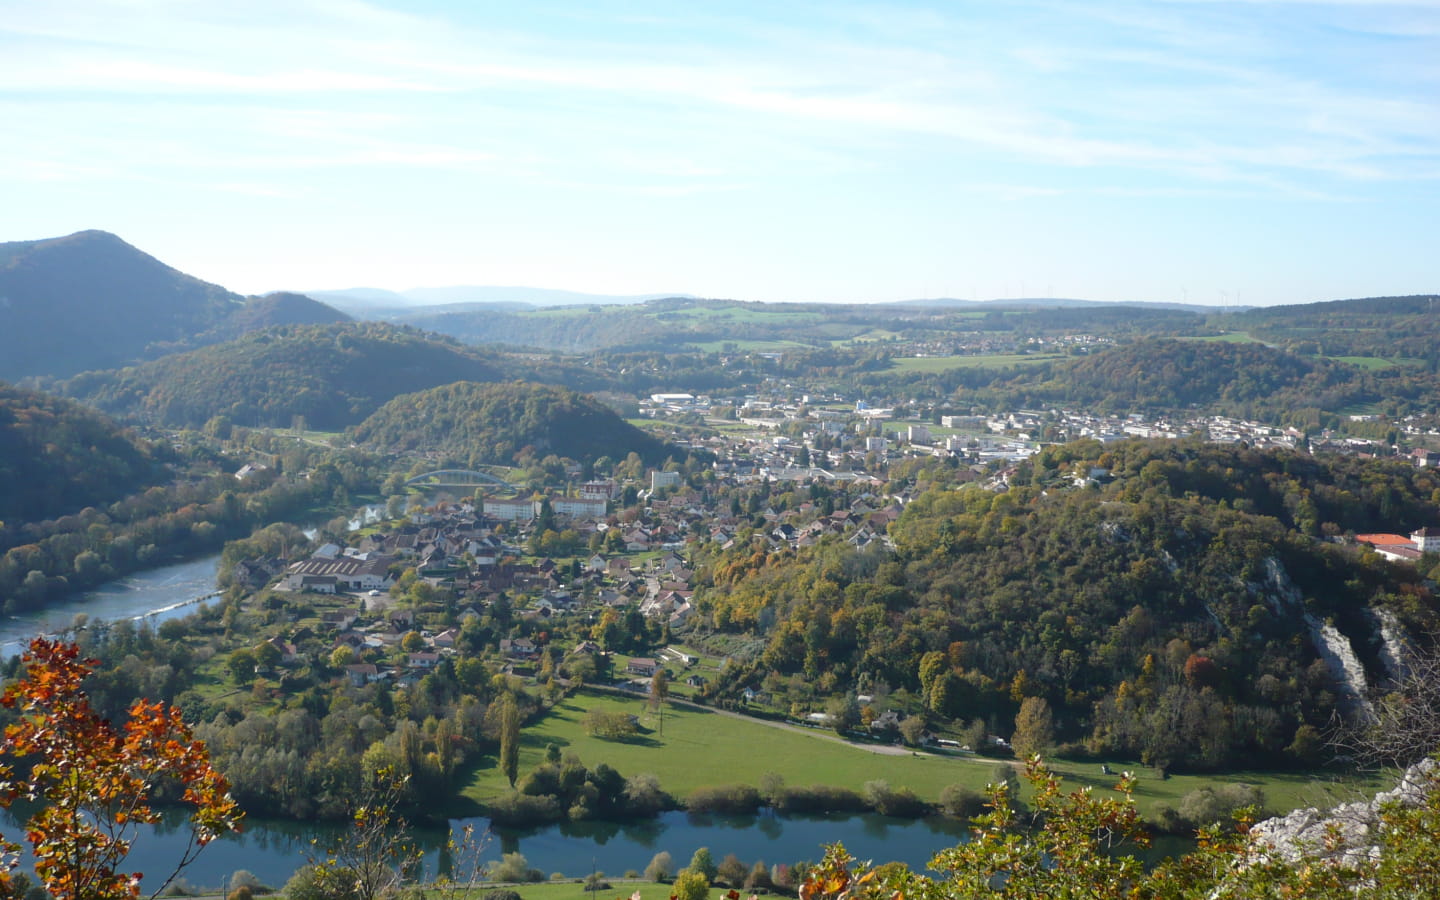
xmin=2 ymin=0 xmax=1437 ymax=306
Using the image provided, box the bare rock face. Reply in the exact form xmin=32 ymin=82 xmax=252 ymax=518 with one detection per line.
xmin=1249 ymin=758 xmax=1438 ymax=868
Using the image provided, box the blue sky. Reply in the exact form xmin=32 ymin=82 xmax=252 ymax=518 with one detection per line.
xmin=3 ymin=0 xmax=1436 ymax=305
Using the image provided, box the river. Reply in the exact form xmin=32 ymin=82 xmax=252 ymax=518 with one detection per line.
xmin=0 ymin=554 xmax=224 ymax=659
xmin=0 ymin=804 xmax=972 ymax=893
xmin=0 ymin=545 xmax=975 ymax=892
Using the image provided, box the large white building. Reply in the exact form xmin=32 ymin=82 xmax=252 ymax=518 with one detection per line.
xmin=484 ymin=498 xmax=536 ymax=522
xmin=552 ymin=497 xmax=607 ymax=519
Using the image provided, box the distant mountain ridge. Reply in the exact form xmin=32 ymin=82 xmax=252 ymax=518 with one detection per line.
xmin=308 ymin=285 xmax=693 ymax=314
xmin=0 ymin=230 xmax=349 ymax=380
xmin=0 ymin=230 xmax=243 ymax=379
xmin=892 ymin=296 xmax=1238 ymax=314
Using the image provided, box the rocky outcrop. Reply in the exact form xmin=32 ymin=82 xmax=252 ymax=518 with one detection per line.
xmin=1257 ymin=557 xmax=1374 ymax=720
xmin=1250 ymin=758 xmax=1438 ymax=868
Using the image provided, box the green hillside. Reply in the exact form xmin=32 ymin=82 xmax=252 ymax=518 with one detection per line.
xmin=0 ymin=383 xmax=168 ymax=525
xmin=353 ymin=380 xmax=672 ymax=467
xmin=61 ymin=322 xmax=608 ymax=431
xmin=0 ymin=230 xmax=243 ymax=379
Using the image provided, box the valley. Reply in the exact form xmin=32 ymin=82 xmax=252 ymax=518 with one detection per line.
xmin=0 ymin=230 xmax=1437 ymax=896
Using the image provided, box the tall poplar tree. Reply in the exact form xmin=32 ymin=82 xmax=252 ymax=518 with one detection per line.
xmin=497 ymin=693 xmax=521 ymax=788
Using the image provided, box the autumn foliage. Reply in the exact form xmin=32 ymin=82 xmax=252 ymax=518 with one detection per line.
xmin=0 ymin=638 xmax=241 ymax=900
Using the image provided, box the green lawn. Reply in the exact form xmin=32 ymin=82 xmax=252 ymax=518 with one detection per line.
xmin=644 ymin=306 xmax=822 ymax=325
xmin=1328 ymin=355 xmax=1427 ymax=371
xmin=486 ymin=881 xmax=735 ymax=900
xmin=888 ymin=354 xmax=1065 ymax=374
xmin=1041 ymin=758 xmax=1387 ymax=820
xmin=836 ymin=329 xmax=903 ymax=344
xmin=461 ymin=691 xmax=1001 ymax=806
xmin=461 ymin=692 xmax=1386 ymax=823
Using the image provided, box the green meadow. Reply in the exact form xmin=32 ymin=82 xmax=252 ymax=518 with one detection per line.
xmin=460 ymin=691 xmax=1384 ymax=822
xmin=485 ymin=882 xmax=738 ymax=900
xmin=888 ymin=354 xmax=1065 ymax=374
xmin=460 ymin=690 xmax=999 ymax=806
xmin=1329 ymin=355 xmax=1426 ymax=371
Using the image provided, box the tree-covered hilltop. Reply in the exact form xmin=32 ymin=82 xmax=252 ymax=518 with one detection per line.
xmin=1226 ymin=294 xmax=1440 ymax=362
xmin=855 ymin=336 xmax=1440 ymax=424
xmin=0 ymin=230 xmax=245 ymax=380
xmin=690 ymin=442 xmax=1440 ymax=772
xmin=1023 ymin=338 xmax=1356 ymax=410
xmin=59 ymin=322 xmax=613 ymax=431
xmin=374 ymin=295 xmax=1203 ymax=354
xmin=0 ymin=383 xmax=169 ymax=525
xmin=182 ymin=291 xmax=350 ymax=345
xmin=353 ymin=381 xmax=672 ymax=468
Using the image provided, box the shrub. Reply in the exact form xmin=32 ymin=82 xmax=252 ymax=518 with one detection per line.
xmin=938 ymin=784 xmax=987 ymax=819
xmin=229 ymin=870 xmax=264 ymax=892
xmin=745 ymin=861 xmax=773 ymax=891
xmin=482 ymin=892 xmax=521 ymax=900
xmin=717 ymin=853 xmax=748 ymax=887
xmin=863 ymin=780 xmax=930 ymax=817
xmin=582 ymin=872 xmax=610 ymax=892
xmin=645 ymin=851 xmax=674 ymax=882
xmin=623 ymin=772 xmax=672 ymax=816
xmin=1175 ymin=783 xmax=1265 ymax=830
xmin=773 ymin=784 xmax=867 ymax=813
xmin=672 ymin=869 xmax=710 ymax=900
xmin=489 ymin=852 xmax=544 ymax=883
xmin=486 ymin=791 xmax=564 ymax=826
xmin=686 ymin=783 xmax=763 ymax=814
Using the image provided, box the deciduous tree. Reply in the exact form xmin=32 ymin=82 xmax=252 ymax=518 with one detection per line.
xmin=496 ymin=693 xmax=520 ymax=788
xmin=0 ymin=638 xmax=241 ymax=900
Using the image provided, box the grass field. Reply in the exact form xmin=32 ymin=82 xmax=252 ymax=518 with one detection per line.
xmin=483 ymin=881 xmax=738 ymax=900
xmin=645 ymin=306 xmax=822 ymax=325
xmin=836 ymin=329 xmax=902 ymax=344
xmin=888 ymin=354 xmax=1065 ymax=374
xmin=460 ymin=691 xmax=1383 ymax=821
xmin=1328 ymin=355 xmax=1428 ymax=371
xmin=460 ymin=691 xmax=1002 ymax=806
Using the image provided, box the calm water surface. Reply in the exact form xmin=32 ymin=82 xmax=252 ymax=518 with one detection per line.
xmin=1 ymin=806 xmax=972 ymax=892
xmin=0 ymin=554 xmax=223 ymax=658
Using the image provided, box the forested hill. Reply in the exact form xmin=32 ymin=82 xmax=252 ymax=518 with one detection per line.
xmin=1224 ymin=294 xmax=1440 ymax=361
xmin=861 ymin=337 xmax=1438 ymax=423
xmin=0 ymin=230 xmax=244 ymax=380
xmin=1026 ymin=338 xmax=1357 ymax=409
xmin=353 ymin=381 xmax=672 ymax=467
xmin=0 ymin=383 xmax=168 ymax=525
xmin=60 ymin=322 xmax=613 ymax=431
xmin=692 ymin=442 xmax=1440 ymax=773
xmin=189 ymin=292 xmax=350 ymax=344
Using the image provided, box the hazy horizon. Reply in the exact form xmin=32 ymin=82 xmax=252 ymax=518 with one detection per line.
xmin=4 ymin=1 xmax=1436 ymax=307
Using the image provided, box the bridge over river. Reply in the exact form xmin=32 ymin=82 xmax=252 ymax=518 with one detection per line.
xmin=404 ymin=468 xmax=517 ymax=493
